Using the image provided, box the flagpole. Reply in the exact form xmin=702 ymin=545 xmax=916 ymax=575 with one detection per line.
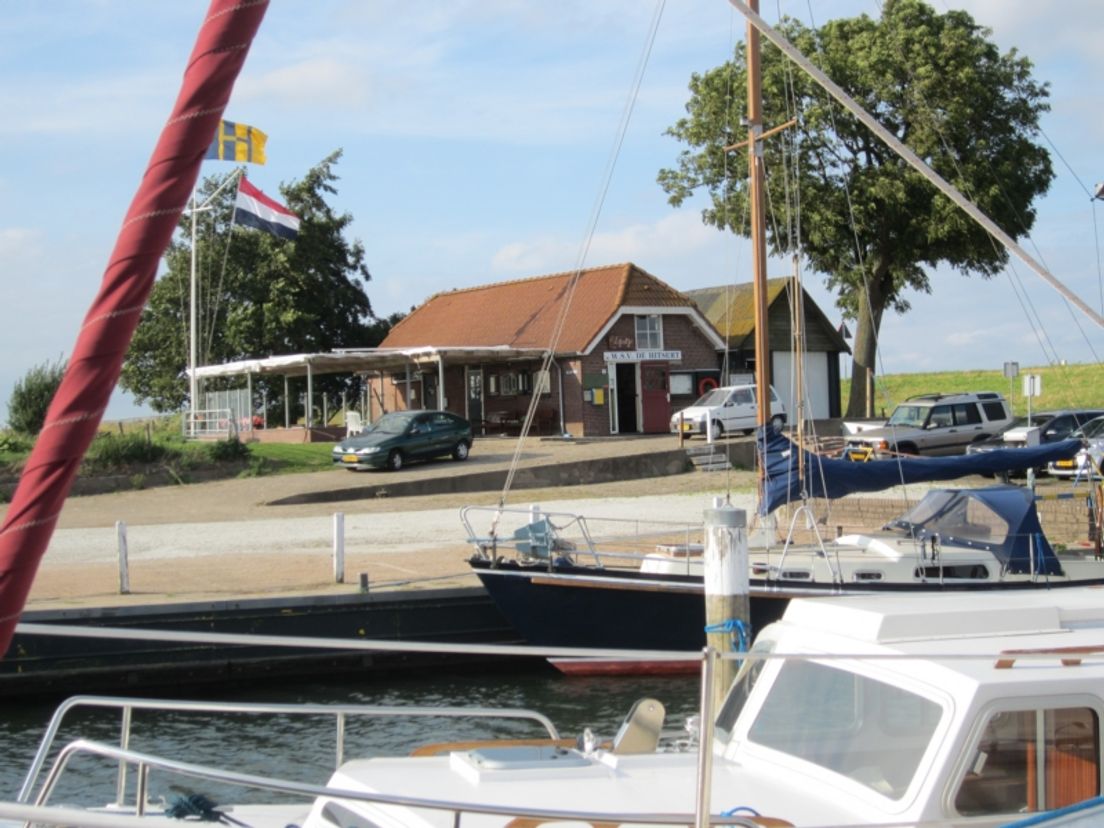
xmin=186 ymin=167 xmax=244 ymax=437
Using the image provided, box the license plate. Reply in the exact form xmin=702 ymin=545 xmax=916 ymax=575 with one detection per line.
xmin=681 ymin=423 xmax=695 ymax=432
xmin=342 ymin=454 xmax=358 ymax=463
xmin=848 ymin=449 xmax=873 ymax=462
xmin=1055 ymin=459 xmax=1074 ymax=468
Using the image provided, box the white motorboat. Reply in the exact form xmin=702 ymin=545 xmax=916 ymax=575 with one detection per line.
xmin=9 ymin=585 xmax=1104 ymax=826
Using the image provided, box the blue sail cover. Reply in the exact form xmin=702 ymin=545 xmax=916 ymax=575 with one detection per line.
xmin=757 ymin=426 xmax=1081 ymax=516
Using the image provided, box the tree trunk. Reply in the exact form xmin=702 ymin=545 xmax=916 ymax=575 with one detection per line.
xmin=845 ymin=273 xmax=888 ymax=419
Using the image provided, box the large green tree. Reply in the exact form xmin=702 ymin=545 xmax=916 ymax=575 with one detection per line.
xmin=122 ymin=150 xmax=380 ymax=412
xmin=658 ymin=0 xmax=1053 ymax=416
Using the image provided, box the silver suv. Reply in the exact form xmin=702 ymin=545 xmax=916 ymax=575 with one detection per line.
xmin=845 ymin=391 xmax=1014 ymax=459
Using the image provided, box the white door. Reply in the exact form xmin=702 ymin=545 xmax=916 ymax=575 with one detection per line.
xmin=773 ymin=350 xmax=830 ymax=420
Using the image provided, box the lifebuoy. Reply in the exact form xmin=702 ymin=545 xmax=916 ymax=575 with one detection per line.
xmin=698 ymin=376 xmax=719 ymax=396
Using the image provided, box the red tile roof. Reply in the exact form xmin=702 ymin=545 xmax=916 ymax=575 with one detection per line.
xmin=381 ymin=263 xmax=696 ymax=353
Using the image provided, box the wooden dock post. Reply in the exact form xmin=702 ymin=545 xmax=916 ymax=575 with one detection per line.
xmin=703 ymin=501 xmax=748 ymax=712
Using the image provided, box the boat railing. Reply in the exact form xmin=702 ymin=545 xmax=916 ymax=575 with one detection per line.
xmin=17 ymin=695 xmax=560 ymax=808
xmin=775 ymin=500 xmax=844 ymax=583
xmin=12 ymin=651 xmax=761 ymax=828
xmin=461 ymin=504 xmax=702 ymax=569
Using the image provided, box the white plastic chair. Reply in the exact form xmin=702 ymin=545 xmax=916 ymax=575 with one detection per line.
xmin=345 ymin=411 xmax=364 ymax=437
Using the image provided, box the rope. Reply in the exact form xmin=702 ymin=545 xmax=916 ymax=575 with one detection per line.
xmin=490 ymin=0 xmax=667 ymax=532
xmin=165 ymin=792 xmax=249 ymax=825
xmin=704 ymin=617 xmax=749 ymax=652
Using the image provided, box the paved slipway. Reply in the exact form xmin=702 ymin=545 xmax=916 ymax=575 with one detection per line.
xmin=1 ymin=436 xmax=757 ymax=609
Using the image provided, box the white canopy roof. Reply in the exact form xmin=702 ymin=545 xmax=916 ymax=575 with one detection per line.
xmin=190 ymin=346 xmax=551 ymax=379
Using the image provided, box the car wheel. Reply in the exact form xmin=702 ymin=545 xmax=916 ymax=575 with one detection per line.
xmin=711 ymin=420 xmax=725 ymax=438
xmin=770 ymin=414 xmax=785 ymax=432
xmin=452 ymin=441 xmax=470 ymax=461
xmin=897 ymin=443 xmax=918 ymax=455
xmin=387 ymin=450 xmax=404 ymax=471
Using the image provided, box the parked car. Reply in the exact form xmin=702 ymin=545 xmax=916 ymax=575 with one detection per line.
xmin=845 ymin=391 xmax=1013 ymax=459
xmin=966 ymin=409 xmax=1104 ymax=461
xmin=1048 ymin=415 xmax=1104 ymax=479
xmin=669 ymin=383 xmax=786 ymax=438
xmin=332 ymin=410 xmax=473 ymax=471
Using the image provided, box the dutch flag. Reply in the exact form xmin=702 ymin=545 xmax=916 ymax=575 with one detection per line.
xmin=233 ymin=177 xmax=301 ymax=240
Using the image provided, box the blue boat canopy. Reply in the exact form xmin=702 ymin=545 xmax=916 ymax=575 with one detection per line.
xmin=757 ymin=426 xmax=1080 ymax=516
xmin=883 ymin=486 xmax=1061 ymax=576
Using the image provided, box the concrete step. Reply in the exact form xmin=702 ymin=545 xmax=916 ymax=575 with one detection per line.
xmin=688 ymin=448 xmax=732 ymax=471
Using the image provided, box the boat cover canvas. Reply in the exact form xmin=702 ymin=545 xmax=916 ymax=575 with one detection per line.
xmin=757 ymin=426 xmax=1081 ymax=515
xmin=884 ymin=486 xmax=1061 ymax=575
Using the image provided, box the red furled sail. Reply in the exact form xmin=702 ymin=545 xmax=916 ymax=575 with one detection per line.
xmin=0 ymin=0 xmax=269 ymax=654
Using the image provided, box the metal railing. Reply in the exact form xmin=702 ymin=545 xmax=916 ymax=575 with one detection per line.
xmin=182 ymin=407 xmax=234 ymax=439
xmin=8 ymin=651 xmax=745 ymax=828
xmin=18 ymin=696 xmax=559 ymax=808
xmin=461 ymin=504 xmax=703 ymax=569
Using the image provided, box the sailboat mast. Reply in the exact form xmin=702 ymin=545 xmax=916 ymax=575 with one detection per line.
xmin=746 ymin=1 xmax=770 ymax=430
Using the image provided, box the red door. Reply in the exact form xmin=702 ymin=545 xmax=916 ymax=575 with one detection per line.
xmin=640 ymin=362 xmax=670 ymax=433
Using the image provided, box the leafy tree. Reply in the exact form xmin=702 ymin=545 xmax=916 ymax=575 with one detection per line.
xmin=8 ymin=357 xmax=67 ymax=435
xmin=658 ymin=0 xmax=1052 ymax=416
xmin=121 ymin=150 xmax=376 ymax=412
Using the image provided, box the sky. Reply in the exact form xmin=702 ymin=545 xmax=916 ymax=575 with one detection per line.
xmin=1 ymin=0 xmax=1102 ymax=421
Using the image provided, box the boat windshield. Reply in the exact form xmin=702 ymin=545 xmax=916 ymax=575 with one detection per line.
xmin=886 ymin=404 xmax=929 ymax=428
xmin=715 ymin=639 xmax=775 ymax=741
xmin=745 ymin=660 xmax=942 ymax=799
xmin=886 ymin=490 xmax=1010 ymax=547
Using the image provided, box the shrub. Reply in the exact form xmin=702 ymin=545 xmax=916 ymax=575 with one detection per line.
xmin=0 ymin=431 xmax=32 ymax=454
xmin=238 ymin=456 xmax=270 ymax=478
xmin=83 ymin=432 xmax=180 ymax=471
xmin=206 ymin=438 xmax=250 ymax=463
xmin=8 ymin=358 xmax=66 ymax=435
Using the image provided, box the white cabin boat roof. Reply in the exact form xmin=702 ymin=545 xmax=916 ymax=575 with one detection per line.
xmin=774 ymin=586 xmax=1104 ymax=681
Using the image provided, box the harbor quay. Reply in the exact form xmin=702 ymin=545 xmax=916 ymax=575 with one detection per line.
xmin=0 ymin=435 xmax=722 ymax=697
xmin=1 ymin=433 xmax=1094 ymax=697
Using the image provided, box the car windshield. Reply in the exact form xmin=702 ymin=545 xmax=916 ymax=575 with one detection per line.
xmin=368 ymin=413 xmax=416 ymax=434
xmin=886 ymin=404 xmax=929 ymax=428
xmin=693 ymin=388 xmax=730 ymax=407
xmin=1006 ymin=414 xmax=1053 ymax=430
xmin=1078 ymin=417 xmax=1104 ymax=440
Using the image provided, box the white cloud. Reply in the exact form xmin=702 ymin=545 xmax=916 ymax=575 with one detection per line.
xmin=0 ymin=228 xmax=44 ymax=261
xmin=490 ymin=211 xmax=727 ymax=276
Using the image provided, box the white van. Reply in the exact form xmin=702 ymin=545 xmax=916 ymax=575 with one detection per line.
xmin=669 ymin=384 xmax=786 ymax=438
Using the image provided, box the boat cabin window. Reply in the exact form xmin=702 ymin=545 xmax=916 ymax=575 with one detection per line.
xmin=745 ymin=660 xmax=942 ymax=799
xmin=954 ymin=706 xmax=1100 ymax=817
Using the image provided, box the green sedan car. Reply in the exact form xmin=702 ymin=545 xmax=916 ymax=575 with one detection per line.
xmin=332 ymin=410 xmax=473 ymax=471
